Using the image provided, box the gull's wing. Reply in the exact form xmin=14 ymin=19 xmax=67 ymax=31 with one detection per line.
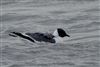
xmin=26 ymin=33 xmax=55 ymax=43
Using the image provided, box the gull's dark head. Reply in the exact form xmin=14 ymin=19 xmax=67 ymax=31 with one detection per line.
xmin=53 ymin=28 xmax=70 ymax=37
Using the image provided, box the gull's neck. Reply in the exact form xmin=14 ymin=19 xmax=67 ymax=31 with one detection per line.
xmin=53 ymin=29 xmax=59 ymax=37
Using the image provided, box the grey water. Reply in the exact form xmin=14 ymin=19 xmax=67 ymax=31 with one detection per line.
xmin=1 ymin=0 xmax=100 ymax=67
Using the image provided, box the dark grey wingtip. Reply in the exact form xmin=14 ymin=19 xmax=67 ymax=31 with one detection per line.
xmin=9 ymin=32 xmax=18 ymax=37
xmin=9 ymin=32 xmax=35 ymax=43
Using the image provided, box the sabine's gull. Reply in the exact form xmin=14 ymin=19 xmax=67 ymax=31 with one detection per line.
xmin=9 ymin=28 xmax=70 ymax=43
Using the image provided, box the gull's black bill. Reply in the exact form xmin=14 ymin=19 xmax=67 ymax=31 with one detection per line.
xmin=66 ymin=34 xmax=70 ymax=37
